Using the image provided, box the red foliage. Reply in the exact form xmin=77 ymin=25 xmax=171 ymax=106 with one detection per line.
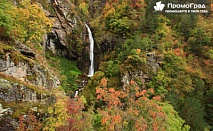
xmin=18 ymin=110 xmax=42 ymax=131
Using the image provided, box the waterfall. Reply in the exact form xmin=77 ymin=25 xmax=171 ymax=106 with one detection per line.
xmin=85 ymin=24 xmax=94 ymax=77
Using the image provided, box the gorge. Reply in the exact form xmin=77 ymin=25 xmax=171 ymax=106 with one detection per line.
xmin=0 ymin=0 xmax=212 ymax=130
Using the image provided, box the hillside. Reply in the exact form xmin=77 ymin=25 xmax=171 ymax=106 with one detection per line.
xmin=0 ymin=0 xmax=212 ymax=130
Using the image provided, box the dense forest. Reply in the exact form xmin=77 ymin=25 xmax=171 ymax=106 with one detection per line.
xmin=0 ymin=0 xmax=213 ymax=130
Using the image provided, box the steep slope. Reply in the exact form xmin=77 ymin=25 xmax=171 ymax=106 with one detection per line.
xmin=0 ymin=0 xmax=212 ymax=130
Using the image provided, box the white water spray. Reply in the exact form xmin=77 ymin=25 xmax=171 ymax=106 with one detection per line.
xmin=85 ymin=24 xmax=94 ymax=77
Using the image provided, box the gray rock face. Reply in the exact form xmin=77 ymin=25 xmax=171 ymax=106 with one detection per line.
xmin=0 ymin=115 xmax=17 ymax=131
xmin=26 ymin=64 xmax=60 ymax=89
xmin=0 ymin=55 xmax=28 ymax=79
xmin=0 ymin=78 xmax=54 ymax=103
xmin=121 ymin=70 xmax=150 ymax=90
xmin=0 ymin=52 xmax=60 ymax=89
xmin=41 ymin=0 xmax=79 ymax=59
xmin=121 ymin=53 xmax=161 ymax=90
xmin=0 ymin=78 xmax=55 ymax=130
xmin=147 ymin=52 xmax=160 ymax=73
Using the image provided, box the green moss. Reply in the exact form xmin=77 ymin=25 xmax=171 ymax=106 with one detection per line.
xmin=27 ymin=75 xmax=37 ymax=82
xmin=0 ymin=42 xmax=35 ymax=66
xmin=0 ymin=100 xmax=51 ymax=118
xmin=0 ymin=45 xmax=14 ymax=52
xmin=0 ymin=42 xmax=15 ymax=58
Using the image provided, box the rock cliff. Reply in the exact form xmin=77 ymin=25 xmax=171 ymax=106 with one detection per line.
xmin=0 ymin=42 xmax=58 ymax=130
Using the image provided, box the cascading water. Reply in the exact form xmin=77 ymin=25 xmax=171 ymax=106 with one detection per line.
xmin=85 ymin=24 xmax=94 ymax=77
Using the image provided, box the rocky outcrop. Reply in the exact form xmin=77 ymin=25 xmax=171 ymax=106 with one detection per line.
xmin=0 ymin=78 xmax=54 ymax=103
xmin=121 ymin=53 xmax=162 ymax=90
xmin=121 ymin=70 xmax=149 ymax=90
xmin=0 ymin=43 xmax=58 ymax=130
xmin=146 ymin=52 xmax=161 ymax=73
xmin=40 ymin=0 xmax=81 ymax=59
xmin=0 ymin=103 xmax=12 ymax=117
xmin=0 ymin=45 xmax=60 ymax=89
xmin=0 ymin=115 xmax=16 ymax=131
xmin=0 ymin=46 xmax=58 ymax=130
xmin=0 ymin=78 xmax=55 ymax=130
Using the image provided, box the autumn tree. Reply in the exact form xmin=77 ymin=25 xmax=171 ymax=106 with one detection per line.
xmin=18 ymin=110 xmax=42 ymax=131
xmin=59 ymin=96 xmax=94 ymax=131
xmin=0 ymin=0 xmax=52 ymax=43
xmin=43 ymin=97 xmax=69 ymax=131
xmin=94 ymin=78 xmax=190 ymax=131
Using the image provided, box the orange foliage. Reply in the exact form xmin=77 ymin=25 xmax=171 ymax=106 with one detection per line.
xmin=136 ymin=48 xmax=141 ymax=54
xmin=18 ymin=110 xmax=42 ymax=131
xmin=135 ymin=117 xmax=148 ymax=131
xmin=97 ymin=94 xmax=101 ymax=100
xmin=148 ymin=88 xmax=154 ymax=94
xmin=149 ymin=110 xmax=157 ymax=118
xmin=100 ymin=77 xmax=107 ymax=87
xmin=173 ymin=48 xmax=186 ymax=57
xmin=109 ymin=88 xmax=115 ymax=93
xmin=173 ymin=48 xmax=181 ymax=56
xmin=153 ymin=122 xmax=159 ymax=131
xmin=96 ymin=87 xmax=101 ymax=94
xmin=112 ymin=115 xmax=121 ymax=123
xmin=101 ymin=117 xmax=109 ymax=125
xmin=152 ymin=95 xmax=161 ymax=101
xmin=96 ymin=86 xmax=166 ymax=131
xmin=130 ymin=80 xmax=136 ymax=85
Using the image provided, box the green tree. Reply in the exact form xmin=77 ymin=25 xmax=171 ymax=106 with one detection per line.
xmin=178 ymin=14 xmax=197 ymax=41
xmin=0 ymin=0 xmax=15 ymax=39
xmin=180 ymin=97 xmax=207 ymax=131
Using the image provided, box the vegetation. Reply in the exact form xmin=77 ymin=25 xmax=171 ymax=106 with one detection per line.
xmin=0 ymin=0 xmax=212 ymax=131
xmin=0 ymin=0 xmax=52 ymax=43
xmin=47 ymin=55 xmax=81 ymax=95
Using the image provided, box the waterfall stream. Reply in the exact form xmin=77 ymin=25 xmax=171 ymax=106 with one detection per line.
xmin=85 ymin=24 xmax=94 ymax=77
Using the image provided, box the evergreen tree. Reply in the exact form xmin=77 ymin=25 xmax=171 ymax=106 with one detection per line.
xmin=180 ymin=97 xmax=207 ymax=131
